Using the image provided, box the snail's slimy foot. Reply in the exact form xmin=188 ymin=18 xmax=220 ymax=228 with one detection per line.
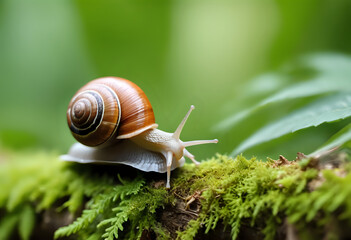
xmin=166 ymin=151 xmax=172 ymax=189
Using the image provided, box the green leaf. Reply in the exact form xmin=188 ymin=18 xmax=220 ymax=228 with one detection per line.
xmin=258 ymin=76 xmax=350 ymax=107
xmin=18 ymin=205 xmax=35 ymax=240
xmin=309 ymin=123 xmax=351 ymax=156
xmin=301 ymin=53 xmax=351 ymax=75
xmin=7 ymin=178 xmax=38 ymax=211
xmin=232 ymin=92 xmax=351 ymax=155
xmin=214 ymin=76 xmax=351 ymax=132
xmin=0 ymin=214 xmax=18 ymax=240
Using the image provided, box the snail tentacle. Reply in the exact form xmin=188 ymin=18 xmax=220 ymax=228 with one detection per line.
xmin=183 ymin=139 xmax=219 ymax=147
xmin=183 ymin=148 xmax=200 ymax=166
xmin=173 ymin=105 xmax=195 ymax=139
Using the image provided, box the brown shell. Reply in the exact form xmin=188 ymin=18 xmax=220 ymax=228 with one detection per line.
xmin=67 ymin=77 xmax=157 ymax=147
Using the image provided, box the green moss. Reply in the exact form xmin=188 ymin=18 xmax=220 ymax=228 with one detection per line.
xmin=0 ymin=151 xmax=351 ymax=239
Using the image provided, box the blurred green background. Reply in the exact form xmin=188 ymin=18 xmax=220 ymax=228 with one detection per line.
xmin=1 ymin=0 xmax=351 ymax=160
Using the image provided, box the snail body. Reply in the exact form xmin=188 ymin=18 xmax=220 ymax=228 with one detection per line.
xmin=61 ymin=77 xmax=218 ymax=188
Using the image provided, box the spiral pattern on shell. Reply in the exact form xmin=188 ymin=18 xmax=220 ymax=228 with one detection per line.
xmin=67 ymin=77 xmax=157 ymax=147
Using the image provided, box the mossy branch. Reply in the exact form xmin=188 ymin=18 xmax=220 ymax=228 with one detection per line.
xmin=0 ymin=151 xmax=351 ymax=239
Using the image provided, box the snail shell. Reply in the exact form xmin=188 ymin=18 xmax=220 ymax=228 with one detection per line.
xmin=67 ymin=77 xmax=157 ymax=147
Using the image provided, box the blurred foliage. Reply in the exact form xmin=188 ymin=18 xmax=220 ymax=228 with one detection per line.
xmin=1 ymin=0 xmax=351 ymax=160
xmin=217 ymin=54 xmax=351 ymax=158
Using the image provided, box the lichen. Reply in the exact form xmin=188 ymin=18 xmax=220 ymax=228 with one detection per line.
xmin=0 ymin=151 xmax=351 ymax=240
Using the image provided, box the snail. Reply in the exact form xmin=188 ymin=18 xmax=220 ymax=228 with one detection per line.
xmin=61 ymin=77 xmax=218 ymax=188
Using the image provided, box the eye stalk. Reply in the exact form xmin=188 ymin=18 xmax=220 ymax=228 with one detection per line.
xmin=175 ymin=105 xmax=218 ymax=164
